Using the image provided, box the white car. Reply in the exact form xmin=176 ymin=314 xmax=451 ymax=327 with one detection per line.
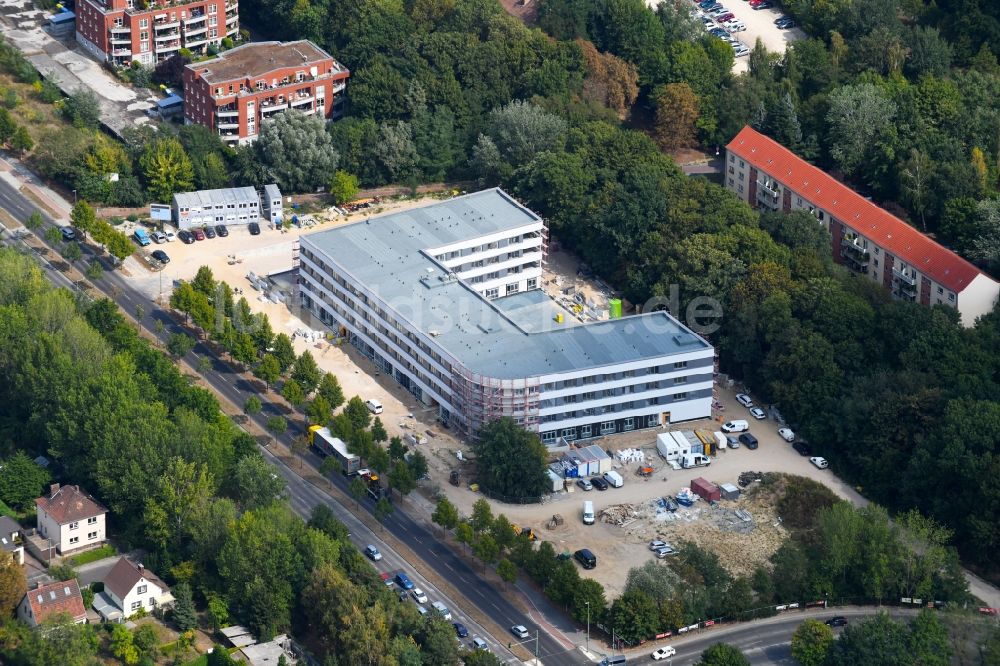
xmin=364 ymin=545 xmax=382 ymax=561
xmin=726 ymin=21 xmax=746 ymax=32
xmin=649 ymin=540 xmax=668 ymax=551
xmin=810 ymin=456 xmax=829 ymax=469
xmin=778 ymin=428 xmax=795 ymax=442
xmin=416 ymin=605 xmax=429 ymax=616
xmin=511 ymin=625 xmax=530 ymax=639
xmin=735 ymin=48 xmax=751 ymax=58
xmin=411 ymin=588 xmax=428 ymax=603
xmin=749 ymin=407 xmax=767 ymax=420
xmin=736 ymin=393 xmax=754 ymax=408
xmin=163 ymin=230 xmax=176 ymax=242
xmin=655 ymin=546 xmax=676 ymax=559
xmin=652 ymin=646 xmax=677 ymax=660
xmin=721 ymin=419 xmax=749 ymax=433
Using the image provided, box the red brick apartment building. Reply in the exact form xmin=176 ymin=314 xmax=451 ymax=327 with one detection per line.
xmin=76 ymin=0 xmax=239 ymax=67
xmin=725 ymin=126 xmax=999 ymax=327
xmin=182 ymin=40 xmax=349 ymax=145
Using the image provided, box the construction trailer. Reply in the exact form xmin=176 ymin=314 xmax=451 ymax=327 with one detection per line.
xmin=691 ymin=477 xmax=721 ymax=502
xmin=308 ymin=425 xmax=362 ymax=475
xmin=720 ymin=483 xmax=740 ymax=501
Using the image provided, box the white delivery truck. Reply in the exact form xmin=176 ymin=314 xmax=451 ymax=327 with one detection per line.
xmin=714 ymin=431 xmax=727 ymax=450
xmin=583 ymin=500 xmax=595 ymax=525
xmin=603 ymin=470 xmax=624 ymax=488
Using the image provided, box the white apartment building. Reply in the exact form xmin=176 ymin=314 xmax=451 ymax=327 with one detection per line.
xmin=298 ymin=188 xmax=714 ymax=443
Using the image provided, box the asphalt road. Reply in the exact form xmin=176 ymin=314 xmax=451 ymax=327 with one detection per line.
xmin=0 ymin=177 xmax=585 ymax=665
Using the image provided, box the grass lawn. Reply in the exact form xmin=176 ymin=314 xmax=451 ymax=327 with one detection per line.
xmin=67 ymin=543 xmax=117 ymax=566
xmin=182 ymin=656 xmax=207 ymax=666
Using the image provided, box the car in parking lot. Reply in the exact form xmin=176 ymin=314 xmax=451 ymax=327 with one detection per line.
xmin=649 ymin=540 xmax=668 ymax=551
xmin=810 ymin=456 xmax=829 ymax=469
xmin=151 ymin=250 xmax=170 ymax=264
xmin=652 ymin=646 xmax=677 ymax=660
xmin=751 ymin=0 xmax=773 ymax=8
xmin=163 ymin=229 xmax=176 ymax=242
xmin=576 ymin=478 xmax=593 ymax=491
xmin=735 ymin=393 xmax=754 ymax=408
xmin=411 ymin=588 xmax=428 ymax=603
xmin=726 ymin=434 xmax=740 ymax=448
xmin=716 ymin=12 xmax=734 ymax=21
xmin=793 ymin=441 xmax=812 ymax=456
xmin=248 ymin=222 xmax=261 ymax=235
xmin=749 ymin=407 xmax=767 ymax=420
xmin=203 ymin=225 xmax=217 ymax=239
xmin=511 ymin=625 xmax=530 ymax=640
xmin=778 ymin=427 xmax=795 ymax=442
xmin=60 ymin=227 xmax=77 ymax=242
xmin=365 ymin=545 xmax=382 ymax=561
xmin=178 ymin=230 xmax=194 ymax=244
xmin=416 ymin=605 xmax=429 ymax=616
xmin=192 ymin=228 xmax=206 ymax=241
xmin=215 ymin=224 xmax=229 ymax=237
xmin=710 ymin=28 xmax=728 ymax=37
xmin=152 ymin=231 xmax=167 ymax=244
xmin=722 ymin=419 xmax=749 ymax=433
xmin=825 ymin=616 xmax=848 ymax=627
xmin=735 ymin=46 xmax=751 ymax=57
xmin=776 ymin=16 xmax=795 ymax=27
xmin=726 ymin=21 xmax=746 ymax=31
xmin=394 ymin=572 xmax=414 ymax=590
xmin=453 ymin=623 xmax=468 ymax=638
xmin=431 ymin=601 xmax=452 ymax=620
xmin=655 ymin=546 xmax=676 ymax=558
xmin=471 ymin=637 xmax=489 ymax=651
xmin=380 ymin=572 xmax=394 ymax=587
xmin=739 ymin=432 xmax=759 ymax=450
xmin=591 ymin=476 xmax=609 ymax=491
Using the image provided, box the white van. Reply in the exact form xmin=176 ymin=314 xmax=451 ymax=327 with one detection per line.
xmin=603 ymin=470 xmax=624 ymax=488
xmin=431 ymin=601 xmax=452 ymax=620
xmin=365 ymin=399 xmax=383 ymax=414
xmin=583 ymin=501 xmax=595 ymax=525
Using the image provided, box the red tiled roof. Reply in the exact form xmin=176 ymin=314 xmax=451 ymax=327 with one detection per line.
xmin=24 ymin=579 xmax=86 ymax=624
xmin=104 ymin=557 xmax=168 ymax=601
xmin=726 ymin=126 xmax=993 ymax=294
xmin=35 ymin=485 xmax=106 ymax=525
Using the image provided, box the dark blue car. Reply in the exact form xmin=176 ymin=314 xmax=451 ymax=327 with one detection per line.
xmin=394 ymin=572 xmax=414 ymax=590
xmin=453 ymin=623 xmax=469 ymax=638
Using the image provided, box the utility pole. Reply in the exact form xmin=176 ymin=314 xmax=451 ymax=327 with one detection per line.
xmin=586 ymin=601 xmax=591 ymax=653
xmin=535 ymin=630 xmax=539 ymax=660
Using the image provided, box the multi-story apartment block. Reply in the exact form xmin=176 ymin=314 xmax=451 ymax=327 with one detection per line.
xmin=182 ymin=40 xmax=349 ymax=145
xmin=76 ymin=0 xmax=238 ymax=67
xmin=725 ymin=126 xmax=1000 ymax=326
xmin=298 ymin=189 xmax=714 ymax=444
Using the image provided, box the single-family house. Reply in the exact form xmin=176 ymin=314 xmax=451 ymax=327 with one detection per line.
xmin=17 ymin=579 xmax=87 ymax=627
xmin=0 ymin=516 xmax=24 ymax=565
xmin=34 ymin=484 xmax=107 ymax=555
xmin=93 ymin=557 xmax=173 ymax=622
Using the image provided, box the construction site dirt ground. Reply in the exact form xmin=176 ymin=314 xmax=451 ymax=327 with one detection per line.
xmin=118 ymin=193 xmax=861 ymax=600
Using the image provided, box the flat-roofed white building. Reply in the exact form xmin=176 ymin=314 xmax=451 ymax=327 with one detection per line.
xmin=172 ymin=185 xmax=279 ymax=229
xmin=298 ymin=188 xmax=714 ymax=444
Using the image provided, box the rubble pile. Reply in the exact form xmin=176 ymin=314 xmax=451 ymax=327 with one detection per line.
xmin=600 ymin=504 xmax=642 ymax=526
xmin=737 ymin=471 xmax=765 ymax=488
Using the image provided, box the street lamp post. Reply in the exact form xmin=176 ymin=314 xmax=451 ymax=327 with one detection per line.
xmin=585 ymin=601 xmax=591 ymax=653
xmin=72 ymin=189 xmax=77 ymax=205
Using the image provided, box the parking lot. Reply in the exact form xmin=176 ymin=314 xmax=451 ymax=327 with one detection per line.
xmin=687 ymin=0 xmax=806 ymax=73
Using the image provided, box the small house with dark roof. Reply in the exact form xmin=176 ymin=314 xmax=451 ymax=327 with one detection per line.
xmin=35 ymin=484 xmax=107 ymax=555
xmin=0 ymin=516 xmax=24 ymax=565
xmin=93 ymin=557 xmax=173 ymax=622
xmin=17 ymin=579 xmax=87 ymax=627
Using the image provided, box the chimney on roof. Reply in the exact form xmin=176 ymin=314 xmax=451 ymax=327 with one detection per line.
xmin=137 ymin=563 xmax=144 ymax=573
xmin=35 ymin=581 xmax=44 ymax=589
xmin=49 ymin=483 xmax=59 ymax=497
xmin=73 ymin=485 xmax=80 ymax=492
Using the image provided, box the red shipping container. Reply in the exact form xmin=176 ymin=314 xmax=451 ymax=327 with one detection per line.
xmin=691 ymin=477 xmax=721 ymax=502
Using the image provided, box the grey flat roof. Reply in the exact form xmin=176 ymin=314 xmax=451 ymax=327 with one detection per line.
xmin=302 ymin=189 xmax=710 ymax=379
xmin=173 ymin=186 xmax=259 ymax=209
xmin=188 ymin=40 xmax=345 ymax=86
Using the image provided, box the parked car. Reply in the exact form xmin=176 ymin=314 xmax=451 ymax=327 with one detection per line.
xmin=192 ymin=228 xmax=206 ymax=241
xmin=151 ymin=250 xmax=170 ymax=264
xmin=574 ymin=548 xmax=597 ymax=570
xmin=152 ymin=231 xmax=167 ymax=244
xmin=739 ymin=432 xmax=759 ymax=450
xmin=773 ymin=14 xmax=790 ymax=23
xmin=793 ymin=441 xmax=812 ymax=456
xmin=215 ymin=224 xmax=229 ymax=237
xmin=431 ymin=601 xmax=452 ymax=620
xmin=776 ymin=16 xmax=795 ymax=27
xmin=178 ymin=230 xmax=195 ymax=244
xmin=710 ymin=28 xmax=729 ymax=37
xmin=471 ymin=637 xmax=490 ymax=651
xmin=735 ymin=46 xmax=751 ymax=57
xmin=749 ymin=407 xmax=767 ymax=420
xmin=649 ymin=540 xmax=668 ymax=551
xmin=365 ymin=545 xmax=382 ymax=561
xmin=203 ymin=225 xmax=217 ymax=239
xmin=394 ymin=572 xmax=414 ymax=590
xmin=716 ymin=12 xmax=735 ymax=21
xmin=60 ymin=227 xmax=77 ymax=242
xmin=576 ymin=478 xmax=593 ymax=491
xmin=752 ymin=0 xmax=773 ymax=8
xmin=591 ymin=476 xmax=609 ymax=491
xmin=726 ymin=21 xmax=746 ymax=31
xmin=735 ymin=393 xmax=754 ymax=408
xmin=416 ymin=605 xmax=429 ymax=616
xmin=453 ymin=623 xmax=468 ymax=638
xmin=778 ymin=428 xmax=795 ymax=442
xmin=652 ymin=646 xmax=677 ymax=660
xmin=722 ymin=419 xmax=750 ymax=433
xmin=411 ymin=588 xmax=428 ymax=603
xmin=726 ymin=434 xmax=740 ymax=449
xmin=810 ymin=456 xmax=829 ymax=469
xmin=511 ymin=625 xmax=530 ymax=640
xmin=163 ymin=229 xmax=176 ymax=242
xmin=825 ymin=616 xmax=848 ymax=627
xmin=655 ymin=546 xmax=676 ymax=558
xmin=248 ymin=222 xmax=261 ymax=235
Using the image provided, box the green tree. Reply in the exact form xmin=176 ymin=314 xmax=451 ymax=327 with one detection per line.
xmin=255 ymin=354 xmax=281 ymax=388
xmin=329 ymin=170 xmax=359 ymax=205
xmin=388 ymin=436 xmax=407 ymax=461
xmin=473 ymin=418 xmax=549 ymax=500
xmin=697 ymin=643 xmax=750 ymax=666
xmin=244 ymin=395 xmax=262 ymax=416
xmin=470 ymin=498 xmax=494 ymax=534
xmin=10 ymin=124 xmax=32 ymax=154
xmin=497 ymin=557 xmax=518 ymax=585
xmin=306 ymin=394 xmax=331 ymax=425
xmin=791 ymin=619 xmax=834 ymax=666
xmin=282 ymin=379 xmax=305 ymax=407
xmin=44 ymin=226 xmax=62 ymax=245
xmin=85 ymin=261 xmax=103 ymax=280
xmin=374 ymin=496 xmax=393 ymax=530
xmin=473 ymin=533 xmax=499 ymax=570
xmin=653 ymin=82 xmax=699 ymax=150
xmin=607 ymin=588 xmax=659 ymax=645
xmin=144 ymin=457 xmax=214 ymax=548
xmin=0 ymin=450 xmax=50 ymax=509
xmin=485 ymin=100 xmax=567 ymax=167
xmin=455 ymin=521 xmax=474 ymax=552
xmin=266 ymin=416 xmax=287 ymax=437
xmin=271 ymin=333 xmax=296 ymax=372
xmin=207 ymin=594 xmax=230 ymax=632
xmin=167 ymin=332 xmax=196 ymax=358
xmin=432 ymin=496 xmax=459 ymax=534
xmin=231 ymin=454 xmax=286 ymax=510
xmin=0 ymin=553 xmax=27 ymax=616
xmin=371 ymin=416 xmax=388 ymax=443
xmin=24 ymin=210 xmax=43 ymax=230
xmin=907 ymin=610 xmax=951 ymax=666
xmin=826 ymin=613 xmax=911 ymax=666
xmin=140 ymin=137 xmax=195 ymax=201
xmin=110 ymin=624 xmax=139 ymax=665
xmin=255 ymin=111 xmax=339 ymax=192
xmin=826 ymin=83 xmax=897 ymax=176
xmin=388 ymin=460 xmax=416 ymax=498
xmin=63 ymin=90 xmax=101 ymax=128
xmin=318 ymin=373 xmax=345 ymax=409
xmin=407 ymin=450 xmax=428 ymax=480
xmin=291 ymin=350 xmax=321 ymax=393
xmin=344 ymin=396 xmax=372 ymax=431
xmin=318 ymin=456 xmax=341 ymax=477
xmin=15 ymin=612 xmax=100 ymax=666
xmin=348 ymin=476 xmax=366 ymax=509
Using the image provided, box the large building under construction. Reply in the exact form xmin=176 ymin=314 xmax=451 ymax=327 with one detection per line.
xmin=297 ymin=189 xmax=714 ymax=443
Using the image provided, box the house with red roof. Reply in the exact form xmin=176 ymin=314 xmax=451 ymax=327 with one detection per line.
xmin=17 ymin=579 xmax=87 ymax=627
xmin=35 ymin=484 xmax=107 ymax=555
xmin=725 ymin=126 xmax=1000 ymax=326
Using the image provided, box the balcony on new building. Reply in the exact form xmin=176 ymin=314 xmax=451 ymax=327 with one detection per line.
xmin=154 ymin=18 xmax=181 ymax=30
xmin=260 ymin=100 xmax=287 ymax=115
xmin=155 ymin=29 xmax=181 ymax=41
xmin=216 ymin=104 xmax=239 ymax=118
xmin=289 ymin=92 xmax=313 ymax=107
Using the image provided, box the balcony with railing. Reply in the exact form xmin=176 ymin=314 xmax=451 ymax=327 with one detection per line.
xmin=892 ymin=267 xmax=917 ymax=287
xmin=154 ymin=18 xmax=181 ymax=30
xmin=755 ymin=186 xmax=780 ymax=210
xmin=111 ymin=47 xmax=132 ymax=57
xmin=184 ymin=9 xmax=205 ymax=23
xmin=184 ymin=21 xmax=207 ymax=35
xmin=216 ymin=105 xmax=238 ymax=117
xmin=155 ymin=29 xmax=180 ymax=40
xmin=289 ymin=92 xmax=313 ymax=107
xmin=260 ymin=100 xmax=287 ymax=115
xmin=840 ymin=237 xmax=870 ymax=273
xmin=219 ymin=131 xmax=240 ymax=142
xmin=156 ymin=40 xmax=182 ymax=52
xmin=110 ymin=24 xmax=130 ymax=34
xmin=109 ymin=33 xmax=131 ymax=45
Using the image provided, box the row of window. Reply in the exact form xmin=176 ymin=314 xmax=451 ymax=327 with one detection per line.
xmin=68 ymin=531 xmax=99 ymax=545
xmin=67 ymin=517 xmax=99 ymax=530
xmin=540 ymin=414 xmax=662 ymax=442
xmin=541 ymin=361 xmax=692 ymax=391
